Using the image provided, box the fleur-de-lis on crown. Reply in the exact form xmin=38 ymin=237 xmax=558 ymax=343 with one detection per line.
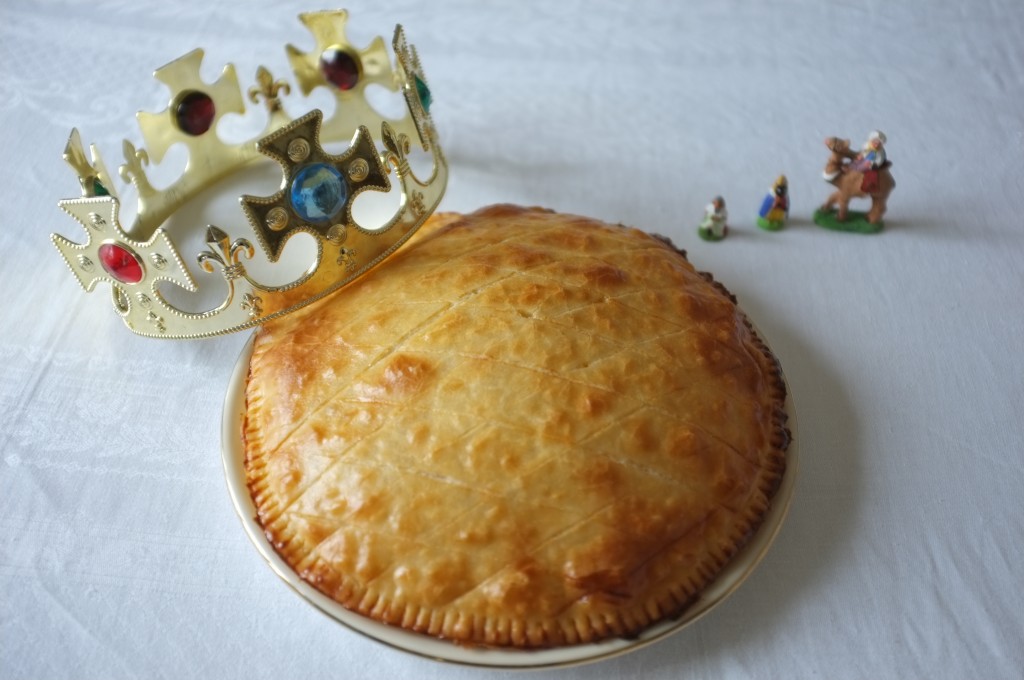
xmin=195 ymin=228 xmax=253 ymax=313
xmin=248 ymin=66 xmax=291 ymax=113
xmin=119 ymin=140 xmax=154 ymax=199
xmin=197 ymin=226 xmax=254 ymax=281
xmin=337 ymin=247 xmax=358 ymax=270
xmin=196 ymin=226 xmax=257 ymax=316
xmin=380 ymin=121 xmax=411 ymax=175
xmin=240 ymin=292 xmax=263 ymax=317
xmin=147 ymin=311 xmax=167 ymax=334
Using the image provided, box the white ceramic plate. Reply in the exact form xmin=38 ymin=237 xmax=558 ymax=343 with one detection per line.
xmin=222 ymin=334 xmax=798 ymax=669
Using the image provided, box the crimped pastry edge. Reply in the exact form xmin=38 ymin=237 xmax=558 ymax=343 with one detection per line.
xmin=243 ymin=205 xmax=791 ymax=649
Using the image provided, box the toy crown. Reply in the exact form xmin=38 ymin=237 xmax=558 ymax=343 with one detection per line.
xmin=52 ymin=10 xmax=446 ymax=339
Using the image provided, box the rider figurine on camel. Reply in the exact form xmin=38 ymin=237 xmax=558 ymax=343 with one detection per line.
xmin=853 ymin=130 xmax=887 ymax=190
xmin=815 ymin=130 xmax=895 ymax=233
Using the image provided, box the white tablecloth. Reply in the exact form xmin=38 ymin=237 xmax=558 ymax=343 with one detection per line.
xmin=2 ymin=1 xmax=1022 ymax=677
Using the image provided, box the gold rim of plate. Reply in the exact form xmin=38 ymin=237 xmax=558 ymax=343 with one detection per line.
xmin=221 ymin=330 xmax=799 ymax=669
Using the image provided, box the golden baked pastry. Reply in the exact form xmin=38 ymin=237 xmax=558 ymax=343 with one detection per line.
xmin=244 ymin=205 xmax=789 ymax=648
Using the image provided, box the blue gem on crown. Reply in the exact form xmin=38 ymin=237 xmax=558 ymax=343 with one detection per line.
xmin=290 ymin=164 xmax=347 ymax=223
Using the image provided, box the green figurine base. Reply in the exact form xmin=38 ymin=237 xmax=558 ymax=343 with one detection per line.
xmin=813 ymin=208 xmax=884 ymax=234
xmin=756 ymin=217 xmax=784 ymax=231
xmin=698 ymin=226 xmax=727 ymax=242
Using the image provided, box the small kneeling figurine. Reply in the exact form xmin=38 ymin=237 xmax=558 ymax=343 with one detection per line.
xmin=757 ymin=175 xmax=789 ymax=231
xmin=698 ymin=196 xmax=728 ymax=242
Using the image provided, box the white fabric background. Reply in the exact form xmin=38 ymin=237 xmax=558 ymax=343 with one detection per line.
xmin=2 ymin=0 xmax=1022 ymax=677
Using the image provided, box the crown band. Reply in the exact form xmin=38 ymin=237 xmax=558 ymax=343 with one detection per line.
xmin=52 ymin=10 xmax=447 ymax=339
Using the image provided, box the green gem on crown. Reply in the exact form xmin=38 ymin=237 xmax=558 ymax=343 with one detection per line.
xmin=414 ymin=74 xmax=431 ymax=112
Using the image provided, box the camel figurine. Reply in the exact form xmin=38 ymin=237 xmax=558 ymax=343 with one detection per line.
xmin=817 ymin=135 xmax=895 ymax=228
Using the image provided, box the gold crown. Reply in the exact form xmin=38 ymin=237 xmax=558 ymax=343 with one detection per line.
xmin=52 ymin=10 xmax=446 ymax=339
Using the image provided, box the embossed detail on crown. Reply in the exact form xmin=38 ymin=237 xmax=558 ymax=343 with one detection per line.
xmin=51 ymin=12 xmax=447 ymax=339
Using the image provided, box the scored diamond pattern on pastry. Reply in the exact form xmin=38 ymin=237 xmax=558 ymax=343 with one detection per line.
xmin=244 ymin=207 xmax=787 ymax=647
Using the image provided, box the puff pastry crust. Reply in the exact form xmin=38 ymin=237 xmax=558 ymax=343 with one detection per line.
xmin=244 ymin=205 xmax=789 ymax=648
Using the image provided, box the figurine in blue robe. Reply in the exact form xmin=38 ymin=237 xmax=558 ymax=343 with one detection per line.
xmin=757 ymin=175 xmax=789 ymax=231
